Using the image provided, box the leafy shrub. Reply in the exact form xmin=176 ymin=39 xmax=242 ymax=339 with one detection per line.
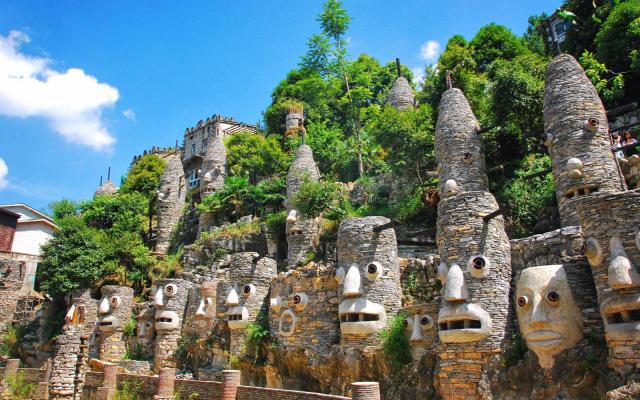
xmin=3 ymin=371 xmax=36 ymax=400
xmin=123 ymin=315 xmax=137 ymax=337
xmin=264 ymin=211 xmax=287 ymax=237
xmin=113 ymin=379 xmax=142 ymax=400
xmin=379 ymin=311 xmax=412 ymax=369
xmin=174 ymin=333 xmax=199 ymax=370
xmin=292 ymin=178 xmax=351 ymax=220
xmin=0 ymin=324 xmax=25 ymax=358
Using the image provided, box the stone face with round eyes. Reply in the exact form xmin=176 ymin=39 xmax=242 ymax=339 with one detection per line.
xmin=366 ymin=262 xmax=382 ymax=280
xmin=467 ymin=255 xmax=490 ymax=278
xmin=242 ymin=284 xmax=256 ymax=297
xmin=110 ymin=296 xmax=122 ymax=308
xmin=164 ymin=283 xmax=177 ymax=297
xmin=516 ymin=265 xmax=583 ymax=369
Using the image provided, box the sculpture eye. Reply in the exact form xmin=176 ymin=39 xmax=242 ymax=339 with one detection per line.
xmin=586 ymin=117 xmax=599 ymax=132
xmin=366 ymin=262 xmax=382 ymax=280
xmin=517 ymin=296 xmax=528 ymax=307
xmin=547 ymin=291 xmax=560 ymax=304
xmin=462 ymin=152 xmax=473 ymax=164
xmin=165 ymin=284 xmax=177 ymax=297
xmin=110 ymin=296 xmax=121 ymax=308
xmin=292 ymin=293 xmax=308 ymax=311
xmin=403 ymin=319 xmax=409 ymax=328
xmin=420 ymin=316 xmax=433 ymax=329
xmin=468 ymin=255 xmax=490 ymax=278
xmin=242 ymin=284 xmax=255 ymax=297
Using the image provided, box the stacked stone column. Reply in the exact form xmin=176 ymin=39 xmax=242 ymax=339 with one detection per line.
xmin=221 ymin=369 xmax=241 ymax=400
xmin=154 ymin=368 xmax=176 ymax=400
xmin=156 ymin=152 xmax=186 ymax=254
xmin=198 ymin=134 xmax=227 ymax=234
xmin=434 ymin=88 xmax=511 ymax=399
xmin=48 ymin=325 xmax=81 ymax=400
xmin=543 ymin=53 xmax=626 ymax=227
xmin=351 ymin=382 xmax=381 ymax=400
xmin=97 ymin=285 xmax=134 ymax=362
xmin=95 ymin=364 xmax=117 ymax=400
xmin=285 ymin=144 xmax=321 ymax=268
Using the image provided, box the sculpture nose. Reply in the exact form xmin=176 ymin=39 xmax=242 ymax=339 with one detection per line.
xmin=98 ymin=298 xmax=110 ymax=314
xmin=530 ymin=296 xmax=549 ymax=324
xmin=154 ymin=288 xmax=164 ymax=307
xmin=444 ymin=264 xmax=468 ymax=302
xmin=608 ymin=236 xmax=640 ymax=289
xmin=226 ymin=286 xmax=239 ymax=306
xmin=343 ymin=264 xmax=362 ymax=297
xmin=410 ymin=315 xmax=422 ymax=342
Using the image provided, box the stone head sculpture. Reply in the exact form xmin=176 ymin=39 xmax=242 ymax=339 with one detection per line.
xmin=195 ymin=282 xmax=216 ymax=322
xmin=575 ymin=190 xmax=640 ymax=374
xmin=269 ymin=263 xmax=340 ymax=358
xmin=402 ymin=304 xmax=437 ymax=359
xmin=336 ymin=217 xmax=402 ymax=346
xmin=152 ymin=278 xmax=194 ymax=371
xmin=97 ymin=285 xmax=134 ymax=361
xmin=516 ymin=265 xmax=583 ymax=369
xmin=544 ymin=54 xmax=626 ymax=226
xmin=285 ymin=144 xmax=321 ymax=268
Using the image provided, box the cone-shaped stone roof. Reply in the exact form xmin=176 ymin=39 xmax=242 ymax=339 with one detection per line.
xmin=94 ymin=180 xmax=117 ymax=197
xmin=286 ymin=144 xmax=320 ymax=201
xmin=387 ymin=76 xmax=415 ymax=110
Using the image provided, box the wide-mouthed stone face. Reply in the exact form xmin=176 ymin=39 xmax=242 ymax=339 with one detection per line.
xmin=152 ymin=279 xmax=193 ymax=332
xmin=336 ymin=217 xmax=402 ymax=344
xmin=516 ymin=265 xmax=583 ymax=369
xmin=218 ymin=253 xmax=276 ymax=330
xmin=97 ymin=285 xmax=134 ymax=333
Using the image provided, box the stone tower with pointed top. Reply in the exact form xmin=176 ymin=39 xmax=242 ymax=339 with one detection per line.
xmin=285 ymin=144 xmax=321 ymax=268
xmin=155 ymin=152 xmax=186 ymax=254
xmin=198 ymin=133 xmax=227 ymax=234
xmin=544 ymin=53 xmax=626 ymax=227
xmin=387 ymin=59 xmax=415 ymax=110
xmin=434 ymin=88 xmax=512 ymax=399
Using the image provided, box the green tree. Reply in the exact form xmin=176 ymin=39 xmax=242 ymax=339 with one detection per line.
xmin=48 ymin=199 xmax=79 ymax=223
xmin=579 ymin=50 xmax=625 ymax=104
xmin=81 ymin=193 xmax=148 ymax=234
xmin=38 ymin=216 xmax=108 ymax=299
xmin=470 ymin=23 xmax=526 ymax=70
xmin=291 ymin=177 xmax=351 ymax=220
xmin=225 ymin=132 xmax=291 ymax=184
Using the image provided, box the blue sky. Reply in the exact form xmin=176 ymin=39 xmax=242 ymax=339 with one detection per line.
xmin=0 ymin=0 xmax=560 ymax=211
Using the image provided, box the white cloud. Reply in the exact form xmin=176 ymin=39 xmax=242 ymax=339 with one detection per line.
xmin=0 ymin=158 xmax=8 ymax=190
xmin=0 ymin=30 xmax=119 ymax=151
xmin=122 ymin=108 xmax=135 ymax=121
xmin=420 ymin=40 xmax=441 ymax=62
xmin=411 ymin=66 xmax=425 ymax=87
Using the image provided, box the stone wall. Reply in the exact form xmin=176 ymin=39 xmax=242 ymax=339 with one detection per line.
xmin=0 ymin=259 xmax=25 ymax=333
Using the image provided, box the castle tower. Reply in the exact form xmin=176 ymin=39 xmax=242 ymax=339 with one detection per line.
xmin=94 ymin=168 xmax=117 ymax=197
xmin=543 ymin=54 xmax=626 ymax=227
xmin=387 ymin=58 xmax=415 ymax=110
xmin=155 ymin=152 xmax=186 ymax=254
xmin=199 ymin=134 xmax=227 ymax=198
xmin=434 ymin=88 xmax=512 ymax=399
xmin=285 ymin=144 xmax=321 ymax=268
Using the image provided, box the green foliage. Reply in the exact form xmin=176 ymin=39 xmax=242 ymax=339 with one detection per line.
xmin=175 ymin=333 xmax=199 ymax=370
xmin=499 ymin=154 xmax=555 ymax=238
xmin=113 ymin=379 xmax=142 ymax=400
xmin=48 ymin=199 xmax=79 ymax=223
xmin=595 ymin=1 xmax=640 ymax=74
xmin=503 ymin=331 xmax=528 ymax=368
xmin=470 ymin=23 xmax=527 ymax=70
xmin=291 ymin=177 xmax=351 ymax=220
xmin=120 ymin=153 xmax=167 ymax=213
xmin=38 ymin=216 xmax=109 ymax=299
xmin=225 ymin=132 xmax=291 ymax=184
xmin=3 ymin=371 xmax=36 ymax=400
xmin=391 ymin=186 xmax=429 ymax=222
xmin=124 ymin=343 xmax=147 ymax=361
xmin=264 ymin=210 xmax=287 ymax=236
xmin=0 ymin=324 xmax=25 ymax=358
xmin=579 ymin=50 xmax=625 ymax=103
xmin=379 ymin=311 xmax=412 ymax=369
xmin=123 ymin=315 xmax=137 ymax=337
xmin=149 ymin=248 xmax=184 ymax=281
xmin=81 ymin=192 xmax=148 ymax=233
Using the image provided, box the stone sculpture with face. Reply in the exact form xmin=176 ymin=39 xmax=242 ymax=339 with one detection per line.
xmin=336 ymin=217 xmax=402 ymax=346
xmin=402 ymin=304 xmax=437 ymax=360
xmin=218 ymin=252 xmax=276 ymax=355
xmin=575 ymin=190 xmax=640 ymax=374
xmin=152 ymin=278 xmax=194 ymax=372
xmin=97 ymin=285 xmax=134 ymax=362
xmin=516 ymin=265 xmax=583 ymax=369
xmin=133 ymin=302 xmax=156 ymax=360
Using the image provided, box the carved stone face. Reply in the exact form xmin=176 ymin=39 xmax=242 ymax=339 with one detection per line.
xmin=195 ymin=282 xmax=216 ymax=321
xmin=402 ymin=304 xmax=437 ymax=358
xmin=136 ymin=303 xmax=156 ymax=339
xmin=97 ymin=285 xmax=134 ymax=333
xmin=152 ymin=279 xmax=193 ymax=332
xmin=219 ymin=253 xmax=276 ymax=330
xmin=336 ymin=217 xmax=402 ymax=344
xmin=516 ymin=265 xmax=583 ymax=369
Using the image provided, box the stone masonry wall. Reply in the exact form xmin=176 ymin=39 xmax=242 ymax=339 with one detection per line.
xmin=0 ymin=259 xmax=25 ymax=333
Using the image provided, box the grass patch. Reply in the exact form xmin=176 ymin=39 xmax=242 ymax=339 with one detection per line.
xmin=379 ymin=311 xmax=412 ymax=369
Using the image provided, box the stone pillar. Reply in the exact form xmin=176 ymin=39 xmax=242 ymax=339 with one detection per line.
xmin=49 ymin=325 xmax=81 ymax=400
xmin=434 ymin=88 xmax=512 ymax=399
xmin=285 ymin=144 xmax=321 ymax=268
xmin=97 ymin=285 xmax=135 ymax=362
xmin=156 ymin=152 xmax=186 ymax=254
xmin=154 ymin=368 xmax=176 ymax=400
xmin=96 ymin=364 xmax=117 ymax=400
xmin=198 ymin=134 xmax=228 ymax=234
xmin=36 ymin=360 xmax=51 ymax=400
xmin=221 ymin=370 xmax=241 ymax=400
xmin=387 ymin=75 xmax=415 ymax=110
xmin=285 ymin=104 xmax=304 ymax=131
xmin=3 ymin=358 xmax=20 ymax=381
xmin=544 ymin=53 xmax=626 ymax=227
xmin=351 ymin=382 xmax=381 ymax=400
